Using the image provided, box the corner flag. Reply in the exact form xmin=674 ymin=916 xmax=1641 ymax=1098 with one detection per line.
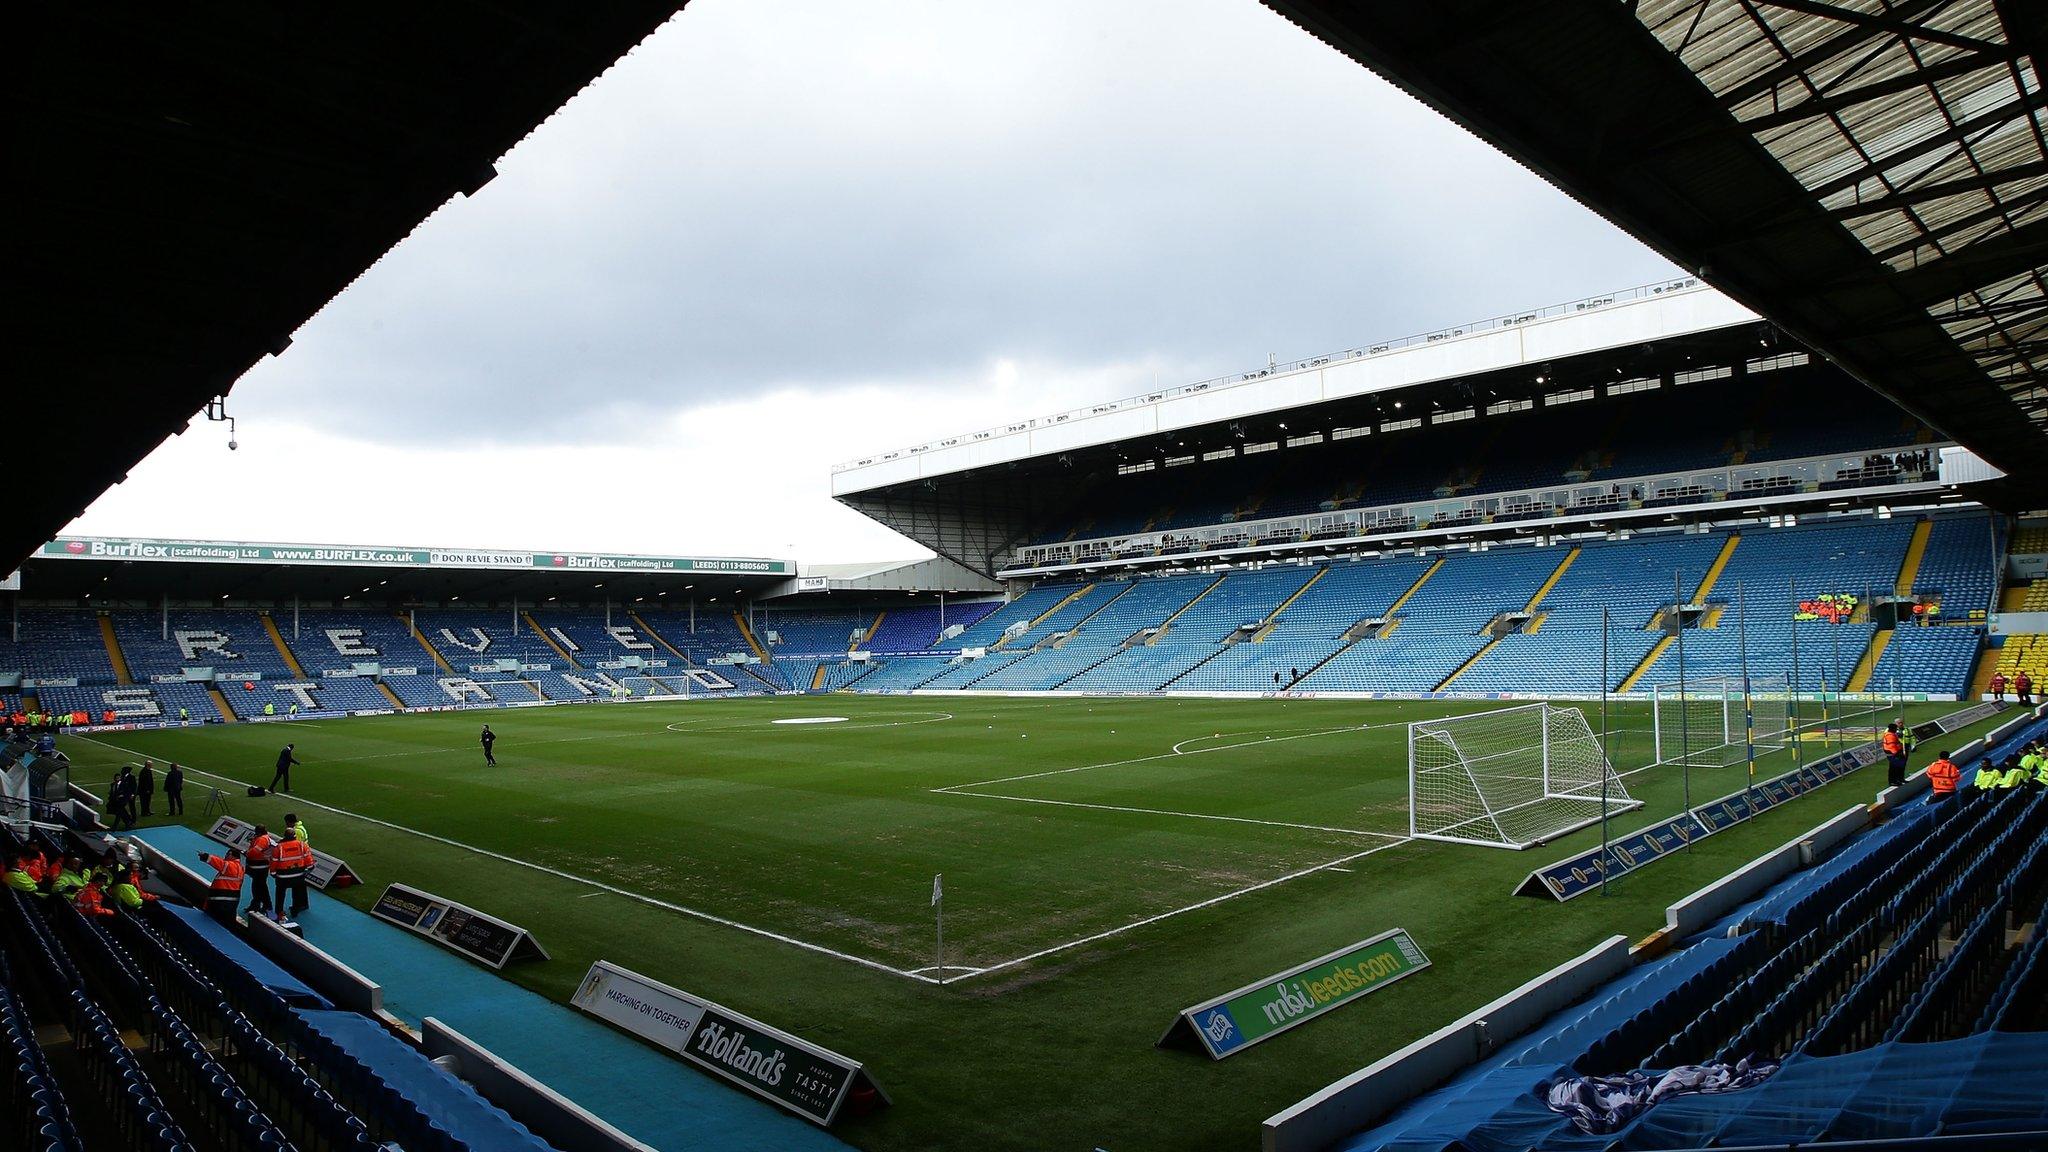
xmin=932 ymin=874 xmax=943 ymax=906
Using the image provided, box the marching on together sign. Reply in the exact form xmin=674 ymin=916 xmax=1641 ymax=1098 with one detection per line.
xmin=1160 ymin=929 xmax=1432 ymax=1059
xmin=571 ymin=960 xmax=887 ymax=1127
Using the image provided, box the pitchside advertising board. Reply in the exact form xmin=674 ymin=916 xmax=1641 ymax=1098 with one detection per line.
xmin=204 ymin=817 xmax=360 ymax=890
xmin=571 ymin=960 xmax=887 ymax=1127
xmin=1514 ymin=713 xmax=1992 ymax=901
xmin=368 ymin=883 xmax=548 ymax=970
xmin=1158 ymin=929 xmax=1431 ymax=1060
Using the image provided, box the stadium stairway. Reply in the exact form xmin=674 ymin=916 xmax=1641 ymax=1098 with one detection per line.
xmin=1693 ymin=532 xmax=1741 ymax=600
xmin=260 ymin=613 xmax=311 ymax=678
xmin=735 ymin=613 xmax=770 ymax=662
xmin=98 ymin=614 xmax=133 ymax=685
xmin=404 ymin=615 xmax=456 ymax=673
xmin=629 ymin=611 xmax=694 ymax=664
xmin=1249 ymin=567 xmax=1328 ymax=640
xmin=206 ymin=685 xmax=235 ymax=722
xmin=1846 ymin=628 xmax=1892 ymax=692
xmin=1434 ymin=546 xmax=1580 ymax=689
xmin=123 ymin=825 xmax=848 ymax=1152
xmin=522 ymin=613 xmax=584 ymax=668
xmin=1894 ymin=518 xmax=1933 ymax=595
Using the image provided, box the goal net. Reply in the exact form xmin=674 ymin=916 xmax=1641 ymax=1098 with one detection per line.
xmin=476 ymin=679 xmax=546 ymax=704
xmin=618 ymin=674 xmax=690 ymax=700
xmin=1409 ymin=703 xmax=1640 ymax=850
xmin=1651 ymin=675 xmax=1790 ymax=768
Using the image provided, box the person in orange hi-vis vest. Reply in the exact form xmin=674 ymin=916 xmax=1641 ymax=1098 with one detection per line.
xmin=198 ymin=847 xmax=245 ymax=923
xmin=242 ymin=825 xmax=275 ymax=917
xmin=1882 ymin=723 xmax=1908 ymax=788
xmin=1926 ymin=751 xmax=1961 ymax=803
xmin=270 ymin=833 xmax=314 ymax=922
xmin=73 ymin=878 xmax=115 ymax=919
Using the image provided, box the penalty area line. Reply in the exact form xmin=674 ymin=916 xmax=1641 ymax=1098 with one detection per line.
xmin=957 ymin=836 xmax=1413 ymax=984
xmin=936 ymin=789 xmax=1397 ymax=838
xmin=65 ymin=732 xmax=944 ymax=986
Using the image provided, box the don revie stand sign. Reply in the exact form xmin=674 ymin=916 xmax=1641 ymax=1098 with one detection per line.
xmin=571 ymin=960 xmax=888 ymax=1127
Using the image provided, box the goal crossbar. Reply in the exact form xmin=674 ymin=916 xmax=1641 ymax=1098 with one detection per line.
xmin=1409 ymin=703 xmax=1640 ymax=850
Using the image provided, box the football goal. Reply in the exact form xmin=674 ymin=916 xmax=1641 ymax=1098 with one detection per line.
xmin=475 ymin=679 xmax=546 ymax=704
xmin=1409 ymin=703 xmax=1640 ymax=850
xmin=1651 ymin=675 xmax=1790 ymax=768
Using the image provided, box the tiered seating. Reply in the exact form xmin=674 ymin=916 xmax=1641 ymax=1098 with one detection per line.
xmin=978 ymin=574 xmax=1215 ymax=690
xmin=756 ymin=610 xmax=869 ymax=656
xmin=1064 ymin=566 xmax=1318 ymax=691
xmin=412 ymin=611 xmax=566 ymax=673
xmin=1911 ymin=513 xmax=1999 ymax=618
xmin=523 ymin=610 xmax=671 ymax=668
xmin=1884 ymin=625 xmax=1984 ymax=695
xmin=1993 ymin=633 xmax=2048 ymax=688
xmin=920 ymin=651 xmax=1030 ymax=689
xmin=2012 ymin=523 xmax=2048 ymax=554
xmin=112 ymin=610 xmax=297 ymax=681
xmin=849 ymin=657 xmax=958 ymax=692
xmin=1035 ymin=369 xmax=1930 ymax=547
xmin=631 ymin=609 xmax=755 ymax=665
xmin=287 ymin=611 xmax=436 ymax=673
xmin=1170 ymin=558 xmax=1437 ymax=691
xmin=865 ymin=603 xmax=999 ymax=652
xmin=944 ymin=584 xmax=1084 ymax=650
xmin=1341 ymin=720 xmax=2048 ymax=1152
xmin=217 ymin=677 xmax=395 ymax=719
xmin=1299 ymin=547 xmax=1564 ymax=692
xmin=1457 ymin=534 xmax=1725 ymax=694
xmin=998 ymin=583 xmax=1125 ymax=650
xmin=1647 ymin=520 xmax=1914 ymax=692
xmin=0 ymin=609 xmax=118 ymax=686
xmin=35 ymin=682 xmax=220 ymax=724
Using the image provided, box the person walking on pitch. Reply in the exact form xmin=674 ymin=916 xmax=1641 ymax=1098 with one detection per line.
xmin=137 ymin=760 xmax=156 ymax=818
xmin=481 ymin=724 xmax=497 ymax=767
xmin=268 ymin=744 xmax=299 ymax=794
xmin=164 ymin=763 xmax=184 ymax=815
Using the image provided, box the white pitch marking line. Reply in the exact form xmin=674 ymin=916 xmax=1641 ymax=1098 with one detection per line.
xmin=67 ymin=732 xmax=944 ymax=986
xmin=941 ymin=790 xmax=1397 ymax=838
xmin=937 ymin=721 xmax=1380 ymax=793
xmin=1326 ymin=866 xmax=1354 ymax=872
xmin=578 ymin=891 xmax=608 ymax=899
xmin=959 ymin=837 xmax=1414 ymax=983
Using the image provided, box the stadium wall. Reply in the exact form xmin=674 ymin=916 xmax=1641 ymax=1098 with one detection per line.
xmin=1260 ymin=935 xmax=1634 ymax=1152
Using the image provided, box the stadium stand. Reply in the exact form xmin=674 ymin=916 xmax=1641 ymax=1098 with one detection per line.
xmin=1062 ymin=565 xmax=1318 ymax=691
xmin=412 ymin=611 xmax=567 ymax=673
xmin=1321 ymin=717 xmax=2048 ymax=1151
xmin=1168 ymin=557 xmax=1438 ymax=692
xmin=111 ymin=610 xmax=298 ymax=682
xmin=0 ymin=820 xmax=558 ymax=1152
xmin=944 ymin=584 xmax=1086 ymax=651
xmin=1031 ymin=370 xmax=1932 ymax=550
xmin=629 ymin=609 xmax=756 ymax=666
xmin=863 ymin=602 xmax=999 ymax=653
xmin=0 ymin=609 xmax=120 ymax=687
xmin=756 ymin=610 xmax=870 ymax=656
xmin=524 ymin=610 xmax=672 ymax=667
xmin=1909 ymin=512 xmax=1999 ymax=619
xmin=287 ymin=611 xmax=440 ymax=674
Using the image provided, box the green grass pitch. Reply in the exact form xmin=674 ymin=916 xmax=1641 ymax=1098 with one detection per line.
xmin=58 ymin=694 xmax=1990 ymax=1152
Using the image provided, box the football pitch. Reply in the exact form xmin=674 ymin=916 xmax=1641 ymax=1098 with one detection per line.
xmin=59 ymin=693 xmax=1987 ymax=1152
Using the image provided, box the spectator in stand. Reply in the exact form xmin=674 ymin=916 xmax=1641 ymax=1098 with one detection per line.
xmin=1882 ymin=723 xmax=1908 ymax=788
xmin=1926 ymin=750 xmax=1961 ymax=802
xmin=137 ymin=760 xmax=155 ymax=818
xmin=1990 ymin=671 xmax=2007 ymax=703
xmin=163 ymin=763 xmax=184 ymax=815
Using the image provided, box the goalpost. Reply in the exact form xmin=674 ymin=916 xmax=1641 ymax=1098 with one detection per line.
xmin=618 ymin=674 xmax=691 ymax=700
xmin=1409 ymin=703 xmax=1640 ymax=850
xmin=1651 ymin=675 xmax=1790 ymax=768
xmin=475 ymin=679 xmax=546 ymax=704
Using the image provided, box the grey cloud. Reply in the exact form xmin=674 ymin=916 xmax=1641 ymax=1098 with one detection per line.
xmin=237 ymin=0 xmax=1676 ymax=443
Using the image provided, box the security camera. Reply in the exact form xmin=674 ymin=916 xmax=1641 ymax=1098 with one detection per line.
xmin=228 ymin=440 xmax=238 ymax=451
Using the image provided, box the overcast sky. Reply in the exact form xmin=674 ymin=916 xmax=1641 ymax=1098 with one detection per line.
xmin=69 ymin=0 xmax=1676 ymax=564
